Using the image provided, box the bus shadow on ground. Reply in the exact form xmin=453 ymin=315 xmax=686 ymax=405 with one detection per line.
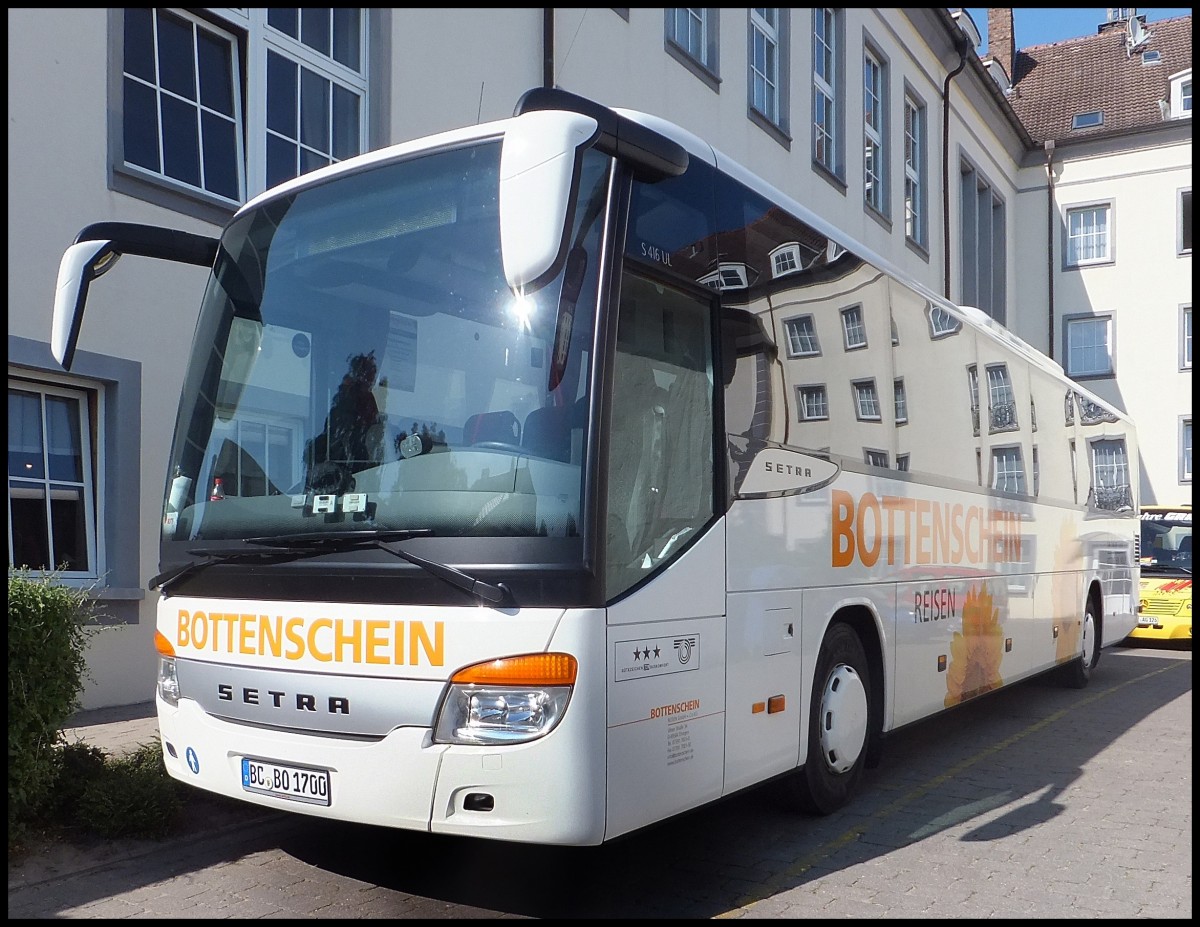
xmin=282 ymin=646 xmax=1191 ymax=918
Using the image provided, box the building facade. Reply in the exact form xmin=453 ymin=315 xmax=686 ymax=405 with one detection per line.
xmin=7 ymin=8 xmax=1191 ymax=708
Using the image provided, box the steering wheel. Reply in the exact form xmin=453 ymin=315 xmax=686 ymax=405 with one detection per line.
xmin=470 ymin=441 xmax=527 ymax=455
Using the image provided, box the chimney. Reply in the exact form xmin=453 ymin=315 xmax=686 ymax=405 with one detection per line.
xmin=987 ymin=8 xmax=1016 ymax=84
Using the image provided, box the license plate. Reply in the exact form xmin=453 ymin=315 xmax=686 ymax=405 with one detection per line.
xmin=241 ymin=757 xmax=331 ymax=806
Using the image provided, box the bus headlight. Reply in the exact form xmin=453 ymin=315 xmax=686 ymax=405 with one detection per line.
xmin=433 ymin=653 xmax=577 ymax=746
xmin=157 ymin=656 xmax=180 ymax=706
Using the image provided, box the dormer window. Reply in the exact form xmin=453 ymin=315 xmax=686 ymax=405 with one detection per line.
xmin=699 ymin=262 xmax=750 ymax=291
xmin=1072 ymin=111 xmax=1104 ymax=130
xmin=1169 ymin=69 xmax=1192 ymax=119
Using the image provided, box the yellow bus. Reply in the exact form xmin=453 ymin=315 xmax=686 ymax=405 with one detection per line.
xmin=1133 ymin=505 xmax=1192 ymax=642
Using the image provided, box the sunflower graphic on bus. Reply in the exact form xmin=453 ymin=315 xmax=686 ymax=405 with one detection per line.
xmin=944 ymin=584 xmax=1005 ymax=707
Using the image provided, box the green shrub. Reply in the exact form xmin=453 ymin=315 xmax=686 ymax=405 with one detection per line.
xmin=7 ymin=569 xmax=96 ymax=840
xmin=74 ymin=741 xmax=184 ymax=839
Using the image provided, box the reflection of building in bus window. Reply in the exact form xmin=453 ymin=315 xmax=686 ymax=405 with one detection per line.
xmin=306 ymin=351 xmax=384 ymax=477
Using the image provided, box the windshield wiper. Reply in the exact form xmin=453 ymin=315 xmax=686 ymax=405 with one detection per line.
xmin=243 ymin=529 xmax=512 ymax=605
xmin=149 ymin=529 xmax=437 ymax=594
xmin=149 ymin=547 xmax=309 ymax=593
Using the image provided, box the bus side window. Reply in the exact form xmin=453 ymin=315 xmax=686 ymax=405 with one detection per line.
xmin=605 ymin=271 xmax=715 ymax=600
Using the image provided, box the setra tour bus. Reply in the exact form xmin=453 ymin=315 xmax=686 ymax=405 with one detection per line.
xmin=50 ymin=88 xmax=1140 ymax=845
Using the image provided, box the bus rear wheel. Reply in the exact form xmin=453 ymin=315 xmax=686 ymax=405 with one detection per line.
xmin=780 ymin=622 xmax=871 ymax=815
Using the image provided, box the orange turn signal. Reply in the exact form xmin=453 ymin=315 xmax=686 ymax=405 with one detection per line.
xmin=451 ymin=653 xmax=577 ymax=687
xmin=154 ymin=630 xmax=176 ymax=657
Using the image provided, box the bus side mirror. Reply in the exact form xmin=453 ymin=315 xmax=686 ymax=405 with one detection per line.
xmin=52 ymin=240 xmax=121 ymax=370
xmin=499 ymin=110 xmax=600 ymax=294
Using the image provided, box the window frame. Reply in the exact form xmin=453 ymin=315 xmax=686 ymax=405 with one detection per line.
xmin=1181 ymin=304 xmax=1193 ymax=371
xmin=1168 ymin=68 xmax=1192 ymax=119
xmin=748 ymin=8 xmax=788 ymax=135
xmin=8 ymin=376 xmax=99 ymax=580
xmin=893 ymin=377 xmax=908 ymax=424
xmin=1063 ymin=200 xmax=1115 ymax=269
xmin=985 ymin=363 xmax=1018 ymax=434
xmin=851 ymin=378 xmax=881 ymax=422
xmin=1063 ymin=312 xmax=1116 ymax=379
xmin=666 ymin=7 xmax=720 ymax=88
xmin=863 ymin=448 xmax=889 ymax=469
xmin=840 ymin=304 xmax=867 ymax=351
xmin=1181 ymin=417 xmax=1193 ymax=484
xmin=113 ymin=7 xmax=370 ymax=213
xmin=903 ymin=87 xmax=928 ymax=252
xmin=862 ymin=38 xmax=889 ymax=221
xmin=1179 ymin=188 xmax=1192 ymax=255
xmin=958 ymin=155 xmax=1007 ymax=323
xmin=796 ymin=384 xmax=830 ymax=422
xmin=990 ymin=444 xmax=1026 ymax=496
xmin=783 ymin=314 xmax=821 ymax=358
xmin=811 ymin=7 xmax=844 ymax=183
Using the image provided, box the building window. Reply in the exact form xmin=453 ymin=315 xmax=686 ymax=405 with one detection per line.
xmin=1169 ymin=69 xmax=1192 ymax=119
xmin=841 ymin=304 xmax=867 ymax=350
xmin=1090 ymin=438 xmax=1132 ymax=511
xmin=1071 ymin=111 xmax=1104 ymax=130
xmin=959 ymin=160 xmax=1007 ymax=323
xmin=1065 ymin=314 xmax=1114 ymax=378
xmin=893 ymin=378 xmax=908 ymax=424
xmin=1032 ymin=445 xmax=1040 ymax=496
xmin=784 ymin=315 xmax=821 ymax=357
xmin=1065 ymin=202 xmax=1113 ymax=267
xmin=1182 ymin=305 xmax=1193 ymax=370
xmin=986 ymin=364 xmax=1018 ymax=433
xmin=121 ymin=9 xmax=244 ymax=202
xmin=8 ymin=379 xmax=98 ymax=577
xmin=863 ymin=44 xmax=887 ymax=216
xmin=968 ymin=365 xmax=980 ymax=436
xmin=1182 ymin=418 xmax=1193 ymax=483
xmin=667 ymin=8 xmax=719 ymax=76
xmin=1180 ymin=189 xmax=1192 ymax=254
xmin=904 ymin=92 xmax=927 ymax=248
xmin=927 ymin=303 xmax=961 ymax=339
xmin=991 ymin=446 xmax=1025 ymax=495
xmin=852 ymin=379 xmax=881 ymax=421
xmin=896 ymin=453 xmax=910 ymax=472
xmin=699 ymin=263 xmax=749 ymax=291
xmin=118 ymin=8 xmax=368 ymax=207
xmin=864 ymin=449 xmax=889 ymax=468
xmin=771 ymin=244 xmax=802 ymax=277
xmin=797 ymin=385 xmax=829 ymax=421
xmin=812 ymin=8 xmax=842 ymax=178
xmin=749 ymin=8 xmax=785 ymax=129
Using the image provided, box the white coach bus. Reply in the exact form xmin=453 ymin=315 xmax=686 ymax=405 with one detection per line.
xmin=51 ymin=88 xmax=1139 ymax=845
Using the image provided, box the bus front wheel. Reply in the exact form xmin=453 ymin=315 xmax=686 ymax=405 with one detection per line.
xmin=1057 ymin=597 xmax=1099 ymax=689
xmin=780 ymin=622 xmax=871 ymax=815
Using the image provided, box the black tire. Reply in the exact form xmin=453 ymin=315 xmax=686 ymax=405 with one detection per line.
xmin=780 ymin=622 xmax=872 ymax=815
xmin=1057 ymin=597 xmax=1100 ymax=689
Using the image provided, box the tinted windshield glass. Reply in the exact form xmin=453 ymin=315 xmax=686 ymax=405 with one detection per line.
xmin=163 ymin=142 xmax=609 ymax=544
xmin=1139 ymin=509 xmax=1192 ymax=571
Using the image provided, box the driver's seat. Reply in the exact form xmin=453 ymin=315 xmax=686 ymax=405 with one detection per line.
xmin=463 ymin=410 xmax=520 ymax=446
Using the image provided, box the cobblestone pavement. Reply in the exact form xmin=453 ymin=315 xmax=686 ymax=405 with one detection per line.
xmin=8 ymin=643 xmax=1191 ymax=919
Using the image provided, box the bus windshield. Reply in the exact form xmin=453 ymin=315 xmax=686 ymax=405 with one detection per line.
xmin=162 ymin=141 xmax=609 ymax=545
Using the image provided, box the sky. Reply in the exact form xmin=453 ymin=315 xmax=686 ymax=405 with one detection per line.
xmin=961 ymin=8 xmax=1192 ymax=53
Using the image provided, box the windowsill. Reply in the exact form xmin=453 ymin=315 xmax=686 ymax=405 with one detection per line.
xmin=865 ymin=201 xmax=891 ymax=232
xmin=88 ymin=586 xmax=147 ymax=602
xmin=749 ymin=108 xmax=791 ymax=150
xmin=1062 ymin=258 xmax=1115 ymax=272
xmin=904 ymin=236 xmax=930 ymax=263
xmin=812 ymin=160 xmax=847 ymax=195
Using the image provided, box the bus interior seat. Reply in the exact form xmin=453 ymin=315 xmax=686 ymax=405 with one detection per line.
xmin=607 ymin=353 xmax=669 ymax=564
xmin=463 ymin=410 xmax=520 ymax=446
xmin=1179 ymin=536 xmax=1192 ymax=556
xmin=522 ymin=402 xmax=579 ymax=462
